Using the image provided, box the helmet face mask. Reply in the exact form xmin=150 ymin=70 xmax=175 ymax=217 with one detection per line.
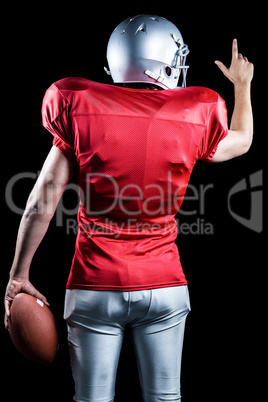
xmin=106 ymin=15 xmax=189 ymax=89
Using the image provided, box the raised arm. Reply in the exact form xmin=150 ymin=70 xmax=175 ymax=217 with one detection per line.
xmin=211 ymin=39 xmax=254 ymax=162
xmin=4 ymin=146 xmax=74 ymax=329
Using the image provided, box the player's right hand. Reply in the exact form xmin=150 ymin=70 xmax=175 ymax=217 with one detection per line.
xmin=4 ymin=278 xmax=49 ymax=330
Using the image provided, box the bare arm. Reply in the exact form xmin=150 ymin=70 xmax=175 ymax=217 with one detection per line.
xmin=211 ymin=39 xmax=254 ymax=162
xmin=4 ymin=146 xmax=74 ymax=328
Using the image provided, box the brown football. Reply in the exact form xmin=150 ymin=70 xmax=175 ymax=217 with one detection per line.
xmin=8 ymin=293 xmax=59 ymax=365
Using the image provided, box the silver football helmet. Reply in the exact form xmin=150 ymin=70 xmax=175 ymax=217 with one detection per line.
xmin=105 ymin=15 xmax=189 ymax=89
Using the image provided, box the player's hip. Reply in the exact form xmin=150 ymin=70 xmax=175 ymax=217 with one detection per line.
xmin=63 ymin=285 xmax=191 ymax=330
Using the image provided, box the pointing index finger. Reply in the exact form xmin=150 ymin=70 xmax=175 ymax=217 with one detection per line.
xmin=232 ymin=38 xmax=238 ymax=60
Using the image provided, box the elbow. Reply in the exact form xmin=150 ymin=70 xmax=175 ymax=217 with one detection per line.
xmin=236 ymin=142 xmax=251 ymax=158
xmin=24 ymin=202 xmax=53 ymax=224
xmin=24 ymin=202 xmax=47 ymax=223
xmin=24 ymin=204 xmax=40 ymax=220
xmin=24 ymin=193 xmax=54 ymax=224
xmin=241 ymin=131 xmax=253 ymax=155
xmin=24 ymin=191 xmax=41 ymax=220
xmin=236 ymin=128 xmax=253 ymax=157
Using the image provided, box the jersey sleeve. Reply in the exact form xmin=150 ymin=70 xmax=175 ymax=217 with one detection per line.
xmin=42 ymin=84 xmax=75 ymax=163
xmin=199 ymin=94 xmax=229 ymax=161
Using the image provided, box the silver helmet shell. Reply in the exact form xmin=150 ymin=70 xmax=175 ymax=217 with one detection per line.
xmin=106 ymin=15 xmax=189 ymax=89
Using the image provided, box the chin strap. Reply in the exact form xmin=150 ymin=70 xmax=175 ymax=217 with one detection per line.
xmin=145 ymin=65 xmax=189 ymax=89
xmin=104 ymin=66 xmax=111 ymax=76
xmin=144 ymin=70 xmax=166 ymax=85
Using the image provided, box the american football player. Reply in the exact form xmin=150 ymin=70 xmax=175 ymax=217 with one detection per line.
xmin=5 ymin=15 xmax=253 ymax=401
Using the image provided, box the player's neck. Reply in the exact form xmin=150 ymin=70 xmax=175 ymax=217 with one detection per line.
xmin=119 ymin=83 xmax=161 ymax=90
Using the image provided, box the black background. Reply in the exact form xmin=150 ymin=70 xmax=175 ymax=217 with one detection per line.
xmin=2 ymin=3 xmax=264 ymax=401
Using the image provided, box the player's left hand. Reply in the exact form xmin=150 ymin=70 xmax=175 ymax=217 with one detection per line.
xmin=215 ymin=39 xmax=254 ymax=86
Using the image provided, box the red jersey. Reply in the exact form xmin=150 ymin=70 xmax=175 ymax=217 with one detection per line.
xmin=42 ymin=78 xmax=228 ymax=291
